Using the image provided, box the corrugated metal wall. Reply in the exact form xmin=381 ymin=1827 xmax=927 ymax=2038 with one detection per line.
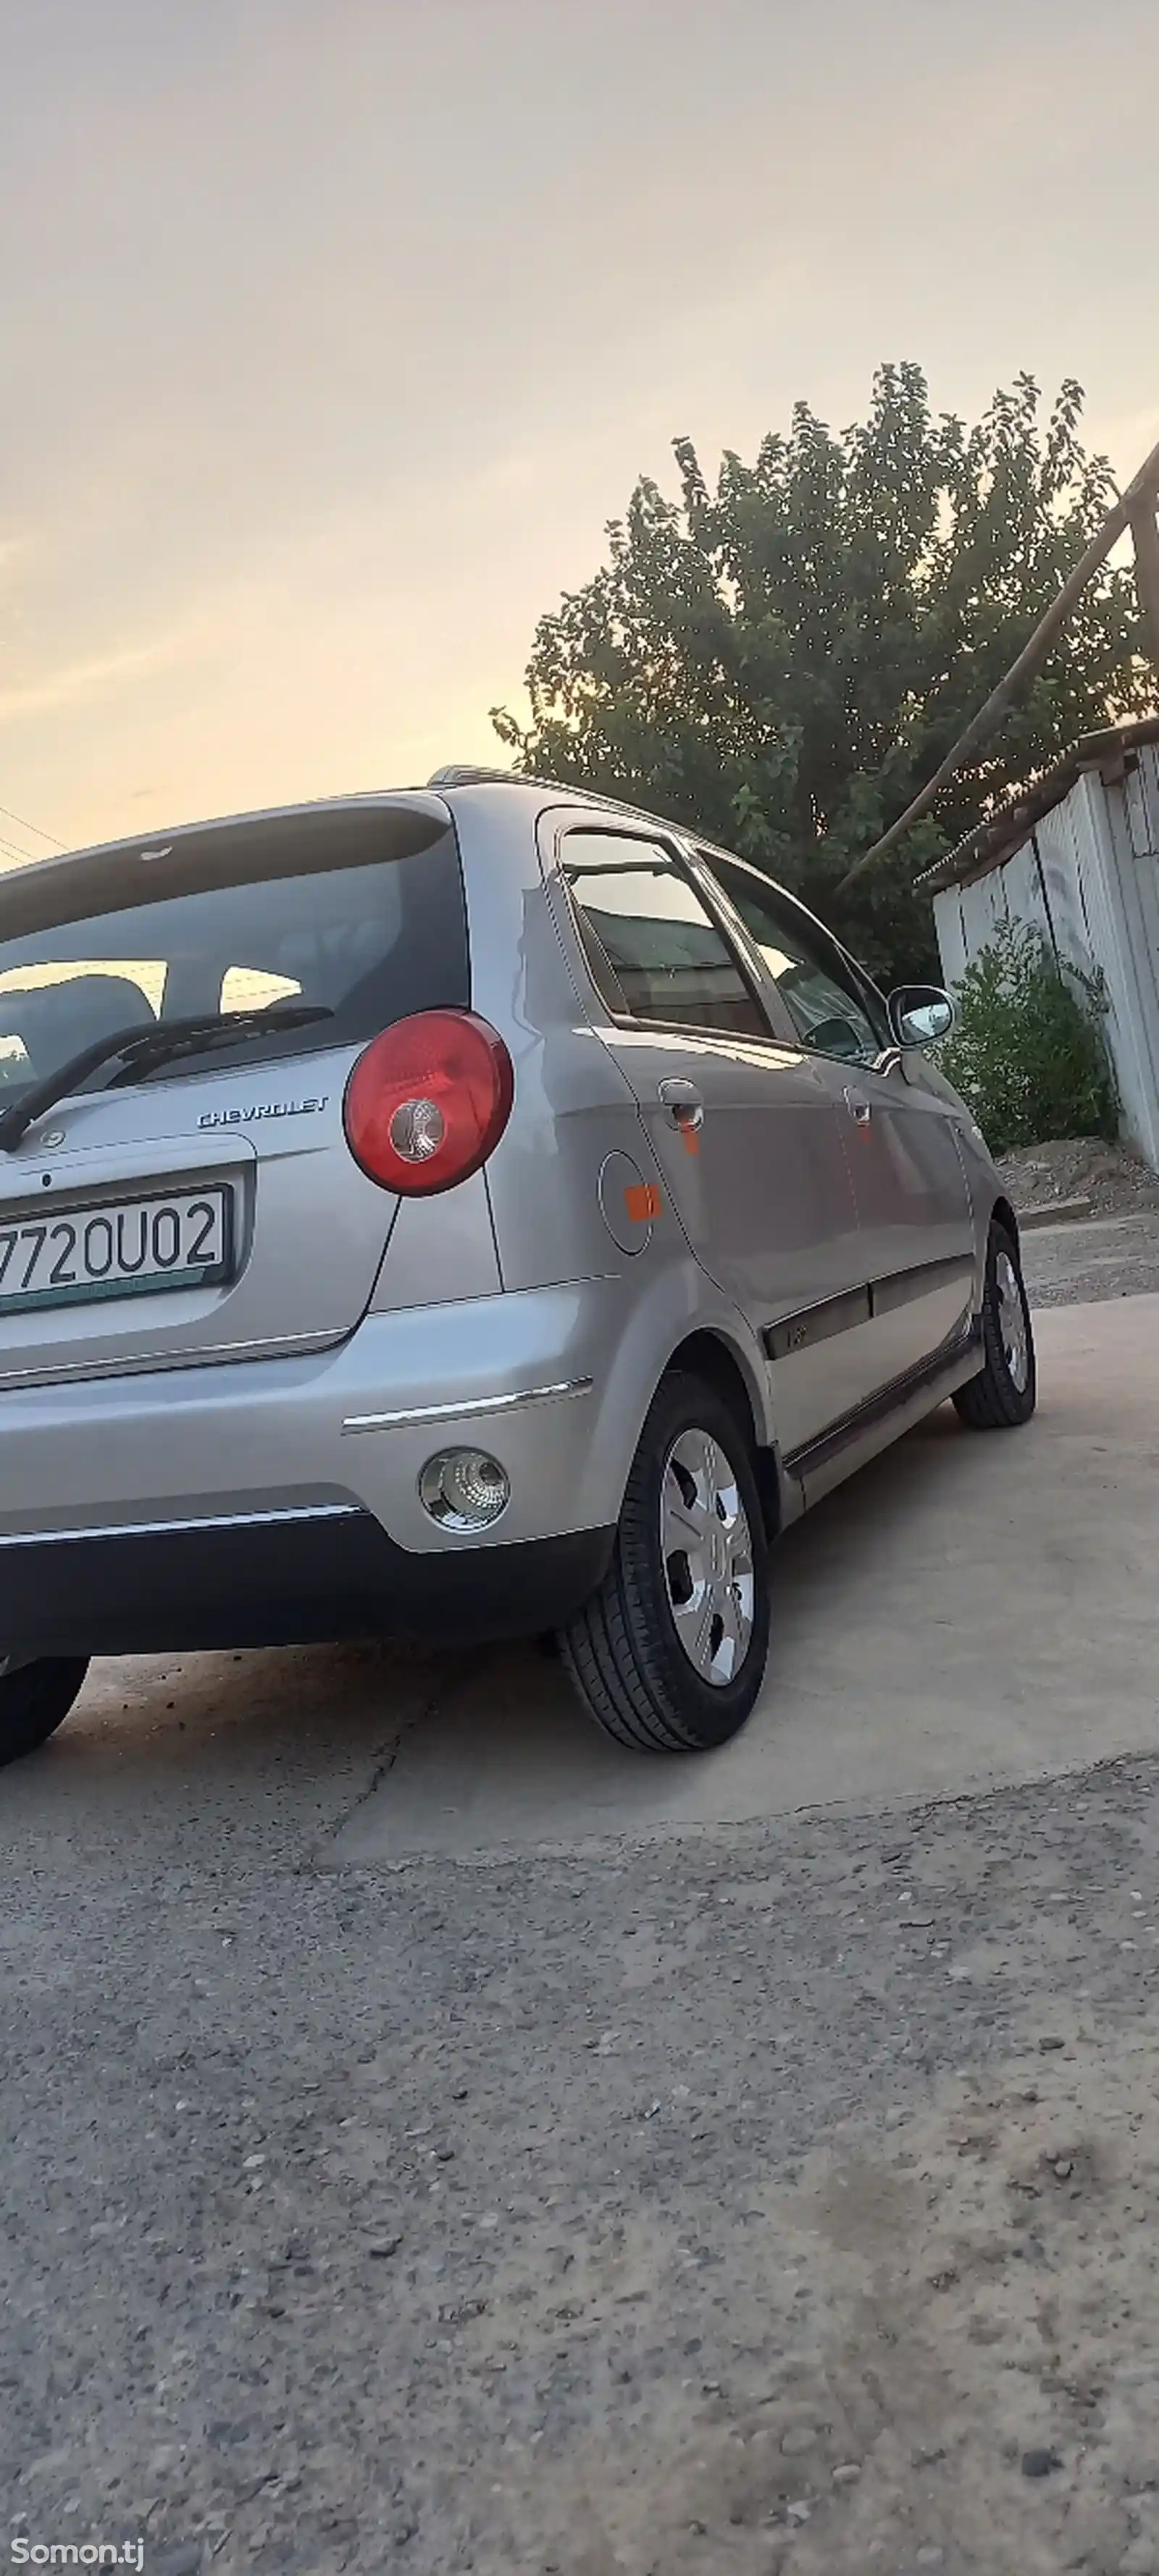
xmin=1102 ymin=748 xmax=1159 ymax=1169
xmin=932 ymin=751 xmax=1159 ymax=1172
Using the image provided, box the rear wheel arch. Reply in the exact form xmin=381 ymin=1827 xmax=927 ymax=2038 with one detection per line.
xmin=661 ymin=1329 xmax=780 ymax=1538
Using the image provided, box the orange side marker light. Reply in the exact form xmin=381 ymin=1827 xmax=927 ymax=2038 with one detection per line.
xmin=624 ymin=1182 xmax=663 ymax=1222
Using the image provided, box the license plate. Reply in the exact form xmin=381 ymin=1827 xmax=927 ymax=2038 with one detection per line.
xmin=0 ymin=1185 xmax=233 ymax=1316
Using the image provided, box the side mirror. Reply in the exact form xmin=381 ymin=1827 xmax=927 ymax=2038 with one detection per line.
xmin=887 ymin=984 xmax=954 ymax=1049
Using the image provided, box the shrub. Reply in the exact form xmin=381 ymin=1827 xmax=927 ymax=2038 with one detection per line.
xmin=939 ymin=918 xmax=1118 ymax=1156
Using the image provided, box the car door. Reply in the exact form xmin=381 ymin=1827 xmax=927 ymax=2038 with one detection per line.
xmin=700 ymin=854 xmax=976 ymax=1388
xmin=552 ymin=824 xmax=883 ymax=1457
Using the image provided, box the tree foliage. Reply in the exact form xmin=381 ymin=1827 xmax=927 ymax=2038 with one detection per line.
xmin=493 ymin=367 xmax=1155 ymax=987
xmin=938 ymin=920 xmax=1118 ymax=1155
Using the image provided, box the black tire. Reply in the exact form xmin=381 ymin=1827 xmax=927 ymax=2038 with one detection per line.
xmin=0 ymin=1656 xmax=90 ymax=1769
xmin=953 ymin=1222 xmax=1037 ymax=1430
xmin=558 ymin=1371 xmax=771 ymax=1754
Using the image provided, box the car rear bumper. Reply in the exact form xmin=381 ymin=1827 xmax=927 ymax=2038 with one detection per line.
xmin=1 ymin=1508 xmax=614 ymax=1655
xmin=0 ymin=1262 xmax=758 ymax=1655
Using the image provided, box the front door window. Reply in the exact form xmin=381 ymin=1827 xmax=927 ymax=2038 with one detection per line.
xmin=702 ymin=856 xmax=886 ymax=1064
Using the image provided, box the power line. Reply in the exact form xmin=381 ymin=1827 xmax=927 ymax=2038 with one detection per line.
xmin=0 ymin=801 xmax=64 ymax=850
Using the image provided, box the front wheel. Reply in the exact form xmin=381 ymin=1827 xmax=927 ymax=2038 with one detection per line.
xmin=953 ymin=1222 xmax=1036 ymax=1430
xmin=558 ymin=1371 xmax=771 ymax=1753
xmin=0 ymin=1656 xmax=91 ymax=1769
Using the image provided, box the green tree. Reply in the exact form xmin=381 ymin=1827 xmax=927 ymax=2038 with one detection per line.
xmin=493 ymin=366 xmax=1155 ymax=988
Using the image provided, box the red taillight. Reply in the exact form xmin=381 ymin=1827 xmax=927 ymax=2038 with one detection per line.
xmin=343 ymin=1009 xmax=514 ymax=1196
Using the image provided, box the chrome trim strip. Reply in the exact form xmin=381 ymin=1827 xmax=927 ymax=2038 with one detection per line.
xmin=0 ymin=1502 xmax=359 ymax=1550
xmin=341 ymin=1375 xmax=595 ymax=1435
xmin=0 ymin=1324 xmax=345 ymax=1396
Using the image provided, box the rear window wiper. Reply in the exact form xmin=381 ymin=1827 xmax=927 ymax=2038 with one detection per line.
xmin=0 ymin=1004 xmax=335 ymax=1154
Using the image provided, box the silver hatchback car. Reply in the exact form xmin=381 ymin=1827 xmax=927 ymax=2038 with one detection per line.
xmin=0 ymin=770 xmax=1035 ymax=1766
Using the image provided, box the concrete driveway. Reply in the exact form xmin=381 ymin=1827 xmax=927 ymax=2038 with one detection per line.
xmin=54 ymin=1291 xmax=1159 ymax=1862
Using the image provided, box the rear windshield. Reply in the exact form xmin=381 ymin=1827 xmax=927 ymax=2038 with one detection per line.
xmin=0 ymin=805 xmax=468 ymax=1103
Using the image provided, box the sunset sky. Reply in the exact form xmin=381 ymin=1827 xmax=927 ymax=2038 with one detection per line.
xmin=1 ymin=0 xmax=1158 ymax=864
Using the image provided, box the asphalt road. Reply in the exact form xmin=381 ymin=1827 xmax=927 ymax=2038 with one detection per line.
xmin=4 ymin=1220 xmax=1159 ymax=2576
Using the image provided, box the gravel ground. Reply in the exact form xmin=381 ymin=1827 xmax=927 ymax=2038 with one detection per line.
xmin=4 ymin=1234 xmax=1159 ymax=2576
xmin=998 ymin=1136 xmax=1159 ymax=1307
xmin=1021 ymin=1214 xmax=1159 ymax=1309
xmin=995 ymin=1141 xmax=1159 ymax=1223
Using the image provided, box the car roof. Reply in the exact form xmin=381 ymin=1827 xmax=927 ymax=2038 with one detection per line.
xmin=428 ymin=764 xmax=708 ymax=841
xmin=0 ymin=769 xmax=892 ymax=1006
xmin=0 ymin=767 xmax=778 ymax=915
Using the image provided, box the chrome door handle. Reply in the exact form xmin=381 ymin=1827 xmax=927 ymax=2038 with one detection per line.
xmin=658 ymin=1079 xmax=705 ymax=1131
xmin=844 ymin=1088 xmax=872 ymax=1127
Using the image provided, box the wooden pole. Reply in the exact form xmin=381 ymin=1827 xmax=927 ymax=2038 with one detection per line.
xmin=1130 ymin=496 xmax=1159 ymax=674
xmin=834 ymin=432 xmax=1159 ymax=897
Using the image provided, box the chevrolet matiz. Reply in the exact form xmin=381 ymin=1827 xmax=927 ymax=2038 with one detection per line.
xmin=0 ymin=768 xmax=1034 ymax=1765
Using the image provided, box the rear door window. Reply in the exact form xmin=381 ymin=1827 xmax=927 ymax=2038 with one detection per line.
xmin=563 ymin=833 xmax=767 ymax=1040
xmin=0 ymin=805 xmax=467 ymax=1107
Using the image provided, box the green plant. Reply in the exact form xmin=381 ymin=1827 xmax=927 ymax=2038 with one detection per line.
xmin=939 ymin=919 xmax=1118 ymax=1154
